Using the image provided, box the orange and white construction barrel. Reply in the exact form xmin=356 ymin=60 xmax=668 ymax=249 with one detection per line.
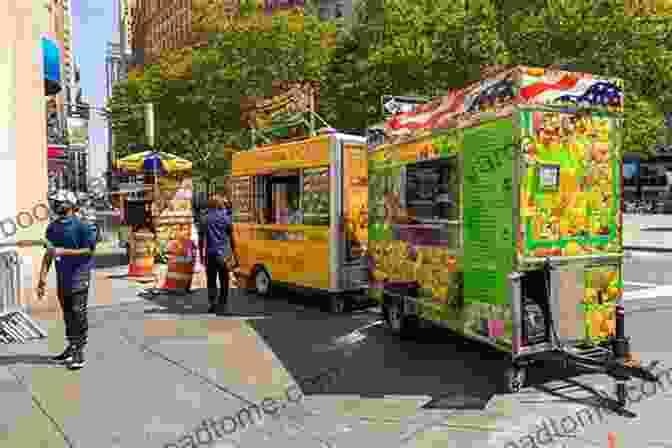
xmin=160 ymin=239 xmax=195 ymax=291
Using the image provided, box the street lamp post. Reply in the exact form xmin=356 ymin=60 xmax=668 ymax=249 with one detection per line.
xmin=64 ymin=101 xmax=156 ymax=201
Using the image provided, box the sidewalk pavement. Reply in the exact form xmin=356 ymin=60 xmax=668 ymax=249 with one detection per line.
xmin=2 ymin=266 xmax=670 ymax=447
xmin=624 ymin=214 xmax=672 ymax=252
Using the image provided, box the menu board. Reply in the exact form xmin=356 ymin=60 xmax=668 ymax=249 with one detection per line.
xmin=302 ymin=168 xmax=330 ymax=226
xmin=462 ymin=119 xmax=515 ymax=305
xmin=231 ymin=176 xmax=253 ymax=223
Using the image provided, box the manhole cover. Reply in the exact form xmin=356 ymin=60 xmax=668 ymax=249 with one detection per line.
xmin=421 ymin=394 xmax=488 ymax=410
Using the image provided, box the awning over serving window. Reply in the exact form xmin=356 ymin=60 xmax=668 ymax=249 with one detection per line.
xmin=42 ymin=37 xmax=61 ymax=96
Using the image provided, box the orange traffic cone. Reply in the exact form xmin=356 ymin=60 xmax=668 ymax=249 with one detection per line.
xmin=608 ymin=432 xmax=616 ymax=448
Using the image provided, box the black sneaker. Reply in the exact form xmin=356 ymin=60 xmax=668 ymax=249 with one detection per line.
xmin=51 ymin=346 xmax=74 ymax=363
xmin=208 ymin=304 xmax=217 ymax=313
xmin=67 ymin=350 xmax=85 ymax=370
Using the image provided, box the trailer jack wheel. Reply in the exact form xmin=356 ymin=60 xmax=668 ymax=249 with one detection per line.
xmin=383 ymin=299 xmax=417 ymax=338
xmin=329 ymin=295 xmax=348 ymax=314
xmin=504 ymin=366 xmax=526 ymax=394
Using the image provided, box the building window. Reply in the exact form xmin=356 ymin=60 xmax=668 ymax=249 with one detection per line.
xmin=335 ymin=2 xmax=344 ymax=18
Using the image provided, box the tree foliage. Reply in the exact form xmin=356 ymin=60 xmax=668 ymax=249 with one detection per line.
xmin=321 ymin=0 xmax=672 ymax=155
xmin=105 ymin=6 xmax=336 ymax=189
xmin=319 ymin=0 xmax=501 ymax=130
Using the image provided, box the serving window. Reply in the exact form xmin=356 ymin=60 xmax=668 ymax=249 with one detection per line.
xmin=404 ymin=157 xmax=461 ymax=222
xmin=404 ymin=156 xmax=462 ymax=250
xmin=242 ymin=168 xmax=330 ymax=227
xmin=252 ymin=170 xmax=302 ymax=225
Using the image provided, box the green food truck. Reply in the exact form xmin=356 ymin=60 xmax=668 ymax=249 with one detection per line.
xmin=368 ymin=66 xmax=658 ymax=408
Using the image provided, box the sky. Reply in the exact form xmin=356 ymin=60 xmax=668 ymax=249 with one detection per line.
xmin=70 ymin=0 xmax=117 ymax=175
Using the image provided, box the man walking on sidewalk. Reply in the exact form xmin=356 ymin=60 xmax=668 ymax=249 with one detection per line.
xmin=36 ymin=193 xmax=97 ymax=370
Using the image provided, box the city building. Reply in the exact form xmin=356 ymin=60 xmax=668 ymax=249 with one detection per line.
xmin=120 ymin=0 xmax=134 ymax=71
xmin=46 ymin=0 xmax=77 ymax=190
xmin=626 ymin=0 xmax=672 ymax=14
xmin=1 ymin=0 xmax=53 ymax=302
xmin=65 ymin=64 xmax=91 ymax=194
xmin=130 ymin=0 xmax=238 ymax=67
xmin=315 ymin=0 xmax=351 ymax=20
xmin=128 ymin=0 xmax=353 ymax=68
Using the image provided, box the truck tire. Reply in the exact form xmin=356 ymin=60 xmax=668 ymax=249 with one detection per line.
xmin=253 ymin=266 xmax=272 ymax=297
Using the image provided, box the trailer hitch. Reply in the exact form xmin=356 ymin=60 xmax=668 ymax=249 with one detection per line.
xmin=539 ymin=351 xmax=662 ymax=418
xmin=559 ymin=349 xmax=660 ymax=383
xmin=537 ymin=257 xmax=662 ymax=416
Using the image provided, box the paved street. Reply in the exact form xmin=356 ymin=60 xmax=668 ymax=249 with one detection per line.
xmin=1 ymin=244 xmax=672 ymax=447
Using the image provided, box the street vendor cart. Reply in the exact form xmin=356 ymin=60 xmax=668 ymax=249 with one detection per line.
xmin=368 ymin=66 xmax=658 ymax=412
xmin=114 ymin=151 xmax=195 ymax=286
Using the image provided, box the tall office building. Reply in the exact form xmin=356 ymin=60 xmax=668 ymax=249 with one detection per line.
xmin=2 ymin=0 xmax=53 ymax=304
xmin=128 ymin=0 xmax=354 ymax=69
xmin=121 ymin=0 xmax=134 ymax=70
xmin=626 ymin=0 xmax=672 ymax=14
xmin=46 ymin=0 xmax=76 ymax=187
xmin=130 ymin=0 xmax=240 ymax=67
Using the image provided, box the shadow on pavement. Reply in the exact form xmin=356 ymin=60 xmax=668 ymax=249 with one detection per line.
xmin=0 ymin=354 xmax=56 ymax=366
xmin=140 ymin=285 xmax=340 ymax=318
xmin=137 ymin=285 xmax=593 ymax=410
xmin=94 ymin=252 xmax=128 ymax=269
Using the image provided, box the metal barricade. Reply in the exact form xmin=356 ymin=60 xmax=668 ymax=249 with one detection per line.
xmin=0 ymin=251 xmax=46 ymax=344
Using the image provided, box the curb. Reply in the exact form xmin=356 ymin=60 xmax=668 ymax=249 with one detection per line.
xmin=624 ymin=246 xmax=672 ymax=253
xmin=94 ymin=252 xmax=129 ymax=269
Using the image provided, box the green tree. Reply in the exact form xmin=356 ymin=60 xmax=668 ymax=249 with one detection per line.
xmin=105 ymin=6 xmax=336 ymax=193
xmin=319 ymin=0 xmax=501 ymax=130
xmin=322 ymin=0 xmax=672 ymax=156
xmin=483 ymin=0 xmax=672 ymax=155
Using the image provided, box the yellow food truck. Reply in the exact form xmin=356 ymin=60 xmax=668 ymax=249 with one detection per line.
xmin=230 ymin=134 xmax=369 ymax=312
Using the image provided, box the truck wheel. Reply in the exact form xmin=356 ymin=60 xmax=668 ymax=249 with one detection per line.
xmin=253 ymin=267 xmax=272 ymax=297
xmin=504 ymin=366 xmax=526 ymax=394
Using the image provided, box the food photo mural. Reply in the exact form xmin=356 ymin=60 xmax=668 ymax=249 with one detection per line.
xmin=368 ymin=137 xmax=513 ymax=349
xmin=583 ymin=267 xmax=622 ymax=344
xmin=519 ymin=109 xmax=622 ymax=258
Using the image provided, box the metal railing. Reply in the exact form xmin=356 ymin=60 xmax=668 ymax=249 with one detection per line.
xmin=0 ymin=251 xmax=46 ymax=343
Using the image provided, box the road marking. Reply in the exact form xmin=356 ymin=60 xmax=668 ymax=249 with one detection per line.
xmin=623 ymin=281 xmax=663 ymax=288
xmin=623 ymin=284 xmax=672 ymax=301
